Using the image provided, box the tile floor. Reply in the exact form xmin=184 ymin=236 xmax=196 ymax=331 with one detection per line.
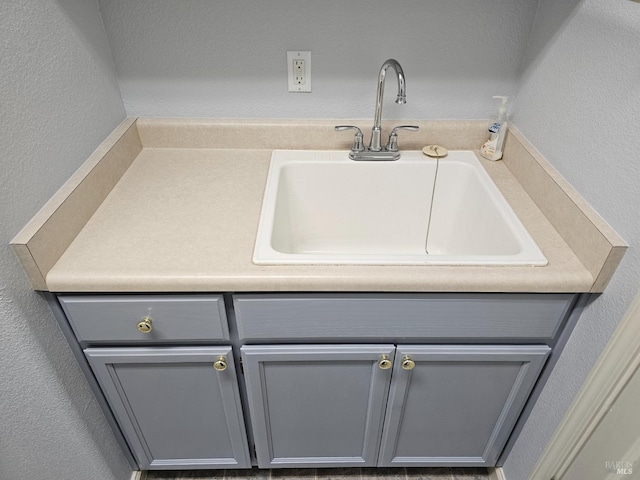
xmin=146 ymin=467 xmax=490 ymax=480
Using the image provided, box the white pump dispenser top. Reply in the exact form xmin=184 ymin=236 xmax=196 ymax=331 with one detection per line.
xmin=493 ymin=95 xmax=509 ymax=118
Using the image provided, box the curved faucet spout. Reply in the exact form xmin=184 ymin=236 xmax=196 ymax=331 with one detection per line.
xmin=370 ymin=59 xmax=406 ymax=152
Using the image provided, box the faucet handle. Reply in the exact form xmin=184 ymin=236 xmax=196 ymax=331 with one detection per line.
xmin=335 ymin=125 xmax=365 ymax=152
xmin=387 ymin=125 xmax=419 ymax=152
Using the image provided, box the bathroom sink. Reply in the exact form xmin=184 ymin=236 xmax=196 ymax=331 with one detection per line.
xmin=253 ymin=150 xmax=547 ymax=266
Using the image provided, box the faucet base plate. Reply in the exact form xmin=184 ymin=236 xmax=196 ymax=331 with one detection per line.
xmin=349 ymin=150 xmax=400 ymax=161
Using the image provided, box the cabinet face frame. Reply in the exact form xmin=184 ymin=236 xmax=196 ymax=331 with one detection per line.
xmin=378 ymin=345 xmax=551 ymax=467
xmin=241 ymin=344 xmax=396 ymax=468
xmin=85 ymin=346 xmax=251 ymax=470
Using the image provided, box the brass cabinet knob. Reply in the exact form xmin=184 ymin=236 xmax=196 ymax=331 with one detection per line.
xmin=213 ymin=356 xmax=228 ymax=372
xmin=378 ymin=355 xmax=393 ymax=370
xmin=136 ymin=316 xmax=153 ymax=333
xmin=401 ymin=355 xmax=416 ymax=370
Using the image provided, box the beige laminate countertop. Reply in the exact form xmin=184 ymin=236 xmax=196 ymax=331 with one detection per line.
xmin=45 ymin=148 xmax=592 ymax=292
xmin=14 ymin=118 xmax=625 ymax=293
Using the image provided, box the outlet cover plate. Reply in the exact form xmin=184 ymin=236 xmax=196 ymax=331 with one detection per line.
xmin=287 ymin=51 xmax=311 ymax=93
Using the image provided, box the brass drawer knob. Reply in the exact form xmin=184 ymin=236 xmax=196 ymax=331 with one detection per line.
xmin=378 ymin=355 xmax=393 ymax=370
xmin=401 ymin=355 xmax=416 ymax=370
xmin=136 ymin=316 xmax=153 ymax=333
xmin=213 ymin=356 xmax=228 ymax=372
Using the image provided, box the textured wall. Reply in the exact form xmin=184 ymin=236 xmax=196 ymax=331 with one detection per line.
xmin=98 ymin=0 xmax=538 ymax=119
xmin=504 ymin=1 xmax=640 ymax=478
xmin=0 ymin=1 xmax=129 ymax=479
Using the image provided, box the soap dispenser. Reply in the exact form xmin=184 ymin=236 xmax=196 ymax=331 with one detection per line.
xmin=480 ymin=96 xmax=509 ymax=161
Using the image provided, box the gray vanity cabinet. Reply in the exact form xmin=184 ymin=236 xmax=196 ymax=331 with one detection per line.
xmin=85 ymin=346 xmax=251 ymax=470
xmin=241 ymin=345 xmax=396 ymax=468
xmin=52 ymin=292 xmax=575 ymax=471
xmin=378 ymin=345 xmax=550 ymax=467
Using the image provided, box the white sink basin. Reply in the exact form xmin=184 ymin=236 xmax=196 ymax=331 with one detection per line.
xmin=253 ymin=150 xmax=547 ymax=266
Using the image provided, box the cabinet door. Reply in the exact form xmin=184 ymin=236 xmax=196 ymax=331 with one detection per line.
xmin=85 ymin=346 xmax=251 ymax=470
xmin=378 ymin=345 xmax=550 ymax=467
xmin=241 ymin=344 xmax=395 ymax=468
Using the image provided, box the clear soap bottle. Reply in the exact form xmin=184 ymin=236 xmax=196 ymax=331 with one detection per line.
xmin=480 ymin=96 xmax=509 ymax=161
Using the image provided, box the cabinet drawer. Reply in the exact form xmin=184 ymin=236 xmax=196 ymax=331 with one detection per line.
xmin=234 ymin=293 xmax=575 ymax=343
xmin=59 ymin=294 xmax=229 ymax=345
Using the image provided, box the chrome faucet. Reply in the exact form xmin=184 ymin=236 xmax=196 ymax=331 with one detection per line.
xmin=370 ymin=59 xmax=406 ymax=152
xmin=335 ymin=59 xmax=418 ymax=161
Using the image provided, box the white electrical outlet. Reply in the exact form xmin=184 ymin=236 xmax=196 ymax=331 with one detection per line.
xmin=287 ymin=51 xmax=311 ymax=93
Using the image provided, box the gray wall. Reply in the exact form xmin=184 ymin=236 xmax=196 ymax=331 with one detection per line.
xmin=0 ymin=1 xmax=129 ymax=479
xmin=98 ymin=0 xmax=538 ymax=119
xmin=504 ymin=1 xmax=640 ymax=479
